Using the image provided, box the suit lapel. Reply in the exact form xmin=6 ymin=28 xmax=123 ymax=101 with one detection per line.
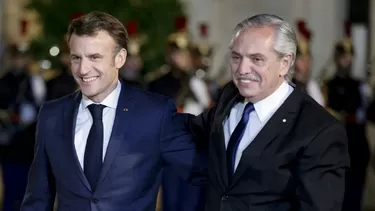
xmin=63 ymin=91 xmax=91 ymax=191
xmin=97 ymin=82 xmax=135 ymax=188
xmin=212 ymin=84 xmax=242 ymax=188
xmin=229 ymin=88 xmax=303 ymax=187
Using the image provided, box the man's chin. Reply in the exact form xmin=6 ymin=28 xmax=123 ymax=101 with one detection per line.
xmin=80 ymin=88 xmax=98 ymax=98
xmin=238 ymin=89 xmax=258 ymax=99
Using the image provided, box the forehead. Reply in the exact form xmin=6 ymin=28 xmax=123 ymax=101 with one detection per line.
xmin=231 ymin=26 xmax=275 ymax=55
xmin=69 ymin=30 xmax=116 ymax=54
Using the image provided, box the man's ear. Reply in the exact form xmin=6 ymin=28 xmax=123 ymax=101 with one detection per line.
xmin=279 ymin=53 xmax=293 ymax=77
xmin=115 ymin=48 xmax=127 ymax=69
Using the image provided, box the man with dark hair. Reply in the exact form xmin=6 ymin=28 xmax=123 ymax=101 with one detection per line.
xmin=21 ymin=11 xmax=206 ymax=211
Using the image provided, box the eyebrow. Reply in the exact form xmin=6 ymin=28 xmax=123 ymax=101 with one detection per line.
xmin=70 ymin=53 xmax=79 ymax=58
xmin=230 ymin=50 xmax=265 ymax=58
xmin=87 ymin=53 xmax=103 ymax=57
xmin=70 ymin=53 xmax=103 ymax=58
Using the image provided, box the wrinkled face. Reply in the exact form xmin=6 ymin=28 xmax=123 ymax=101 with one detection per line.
xmin=69 ymin=30 xmax=126 ymax=102
xmin=230 ymin=26 xmax=292 ymax=103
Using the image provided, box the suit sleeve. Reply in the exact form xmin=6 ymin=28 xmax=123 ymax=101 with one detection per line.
xmin=296 ymin=123 xmax=350 ymax=211
xmin=184 ymin=84 xmax=230 ymax=145
xmin=185 ymin=108 xmax=214 ymax=148
xmin=21 ymin=104 xmax=56 ymax=211
xmin=160 ymin=99 xmax=207 ymax=185
xmin=185 ymin=82 xmax=232 ymax=144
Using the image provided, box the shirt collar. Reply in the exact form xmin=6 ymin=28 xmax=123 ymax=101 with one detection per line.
xmin=243 ymin=81 xmax=290 ymax=123
xmin=81 ymin=80 xmax=121 ymax=110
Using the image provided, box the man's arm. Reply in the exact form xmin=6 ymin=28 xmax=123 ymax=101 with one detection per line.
xmin=21 ymin=104 xmax=56 ymax=211
xmin=185 ymin=82 xmax=230 ymax=143
xmin=160 ymin=99 xmax=207 ymax=185
xmin=185 ymin=108 xmax=214 ymax=147
xmin=296 ymin=123 xmax=350 ymax=211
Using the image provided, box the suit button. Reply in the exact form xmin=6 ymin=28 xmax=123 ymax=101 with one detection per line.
xmin=91 ymin=198 xmax=99 ymax=204
xmin=221 ymin=195 xmax=228 ymax=201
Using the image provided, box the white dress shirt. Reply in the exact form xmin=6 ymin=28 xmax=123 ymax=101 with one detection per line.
xmin=223 ymin=81 xmax=293 ymax=170
xmin=74 ymin=81 xmax=121 ymax=169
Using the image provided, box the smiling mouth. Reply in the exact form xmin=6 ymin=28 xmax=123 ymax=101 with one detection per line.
xmin=81 ymin=76 xmax=99 ymax=83
xmin=238 ymin=78 xmax=259 ymax=83
xmin=239 ymin=79 xmax=252 ymax=83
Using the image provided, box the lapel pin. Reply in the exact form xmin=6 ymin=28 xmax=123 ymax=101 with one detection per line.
xmin=123 ymin=108 xmax=128 ymax=111
xmin=282 ymin=119 xmax=286 ymax=123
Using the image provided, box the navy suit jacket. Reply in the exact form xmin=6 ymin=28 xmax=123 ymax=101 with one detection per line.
xmin=21 ymin=82 xmax=206 ymax=211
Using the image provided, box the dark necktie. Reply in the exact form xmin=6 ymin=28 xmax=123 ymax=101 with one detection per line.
xmin=226 ymin=102 xmax=255 ymax=180
xmin=84 ymin=104 xmax=105 ymax=190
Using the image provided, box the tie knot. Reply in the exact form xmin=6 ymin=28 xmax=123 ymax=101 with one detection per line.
xmin=243 ymin=103 xmax=255 ymax=116
xmin=88 ymin=104 xmax=106 ymax=120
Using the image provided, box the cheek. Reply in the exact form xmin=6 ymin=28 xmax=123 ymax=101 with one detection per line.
xmin=230 ymin=61 xmax=239 ymax=72
xmin=101 ymin=61 xmax=117 ymax=78
xmin=258 ymin=66 xmax=275 ymax=86
xmin=70 ymin=63 xmax=79 ymax=74
xmin=93 ymin=60 xmax=112 ymax=73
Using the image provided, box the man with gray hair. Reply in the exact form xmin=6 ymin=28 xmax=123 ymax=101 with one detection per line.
xmin=186 ymin=14 xmax=350 ymax=210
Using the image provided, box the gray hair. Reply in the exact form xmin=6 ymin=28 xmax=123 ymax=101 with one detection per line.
xmin=229 ymin=14 xmax=297 ymax=81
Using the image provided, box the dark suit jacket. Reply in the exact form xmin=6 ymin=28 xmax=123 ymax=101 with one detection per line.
xmin=187 ymin=82 xmax=350 ymax=211
xmin=21 ymin=82 xmax=206 ymax=211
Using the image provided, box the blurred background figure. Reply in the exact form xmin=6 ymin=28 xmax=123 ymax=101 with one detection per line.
xmin=293 ymin=20 xmax=325 ymax=106
xmin=147 ymin=16 xmax=207 ymax=211
xmin=0 ymin=44 xmax=44 ymax=211
xmin=45 ymin=37 xmax=77 ymax=101
xmin=119 ymin=20 xmax=145 ymax=88
xmin=325 ymin=21 xmax=370 ymax=211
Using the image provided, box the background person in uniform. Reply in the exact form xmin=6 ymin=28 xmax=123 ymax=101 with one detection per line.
xmin=0 ymin=45 xmax=43 ymax=211
xmin=118 ymin=20 xmax=145 ymax=88
xmin=146 ymin=16 xmax=194 ymax=109
xmin=325 ymin=23 xmax=370 ymax=211
xmin=292 ymin=20 xmax=325 ymax=106
xmin=147 ymin=16 xmax=207 ymax=211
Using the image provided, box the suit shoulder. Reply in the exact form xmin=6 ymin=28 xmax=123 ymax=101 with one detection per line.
xmin=300 ymin=94 xmax=340 ymax=128
xmin=144 ymin=64 xmax=171 ymax=83
xmin=128 ymin=84 xmax=172 ymax=107
xmin=40 ymin=91 xmax=78 ymax=113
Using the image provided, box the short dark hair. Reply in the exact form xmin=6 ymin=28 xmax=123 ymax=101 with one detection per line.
xmin=67 ymin=11 xmax=129 ymax=51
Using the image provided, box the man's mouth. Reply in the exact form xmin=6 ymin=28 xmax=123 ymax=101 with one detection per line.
xmin=239 ymin=79 xmax=252 ymax=83
xmin=238 ymin=78 xmax=259 ymax=83
xmin=81 ymin=76 xmax=99 ymax=83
